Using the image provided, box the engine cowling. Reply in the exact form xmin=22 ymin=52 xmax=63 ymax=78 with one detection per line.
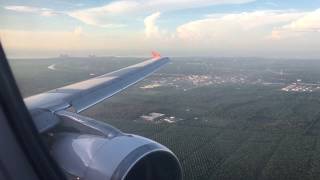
xmin=48 ymin=111 xmax=182 ymax=180
xmin=51 ymin=132 xmax=182 ymax=180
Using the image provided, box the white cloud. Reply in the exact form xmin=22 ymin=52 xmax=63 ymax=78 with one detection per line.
xmin=177 ymin=10 xmax=305 ymax=42
xmin=4 ymin=1 xmax=255 ymax=27
xmin=68 ymin=1 xmax=138 ymax=27
xmin=3 ymin=2 xmax=320 ymax=57
xmin=143 ymin=0 xmax=255 ymax=11
xmin=144 ymin=12 xmax=161 ymax=38
xmin=5 ymin=6 xmax=39 ymax=13
xmin=4 ymin=5 xmax=59 ymax=17
xmin=271 ymin=9 xmax=320 ymax=39
xmin=68 ymin=0 xmax=254 ymax=27
xmin=143 ymin=9 xmax=320 ymax=57
xmin=40 ymin=11 xmax=58 ymax=17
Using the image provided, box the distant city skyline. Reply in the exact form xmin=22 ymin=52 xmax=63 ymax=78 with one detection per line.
xmin=0 ymin=0 xmax=319 ymax=58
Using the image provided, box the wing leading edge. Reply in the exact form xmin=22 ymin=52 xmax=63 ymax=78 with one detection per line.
xmin=24 ymin=54 xmax=169 ymax=132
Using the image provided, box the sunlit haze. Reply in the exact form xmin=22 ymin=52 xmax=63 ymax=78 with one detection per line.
xmin=0 ymin=0 xmax=319 ymax=58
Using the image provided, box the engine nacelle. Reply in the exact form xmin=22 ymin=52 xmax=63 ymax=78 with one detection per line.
xmin=51 ymin=132 xmax=182 ymax=180
xmin=49 ymin=111 xmax=182 ymax=180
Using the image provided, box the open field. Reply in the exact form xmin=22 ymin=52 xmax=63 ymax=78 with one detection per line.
xmin=10 ymin=56 xmax=320 ymax=180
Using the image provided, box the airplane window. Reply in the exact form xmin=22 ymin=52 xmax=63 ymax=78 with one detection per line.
xmin=1 ymin=1 xmax=320 ymax=180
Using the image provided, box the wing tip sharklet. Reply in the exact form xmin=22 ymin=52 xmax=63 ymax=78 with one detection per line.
xmin=151 ymin=51 xmax=161 ymax=59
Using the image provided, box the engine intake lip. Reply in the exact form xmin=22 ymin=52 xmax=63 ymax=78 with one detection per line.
xmin=111 ymin=143 xmax=182 ymax=180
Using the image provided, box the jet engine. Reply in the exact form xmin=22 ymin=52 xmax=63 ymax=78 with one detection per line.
xmin=48 ymin=111 xmax=182 ymax=180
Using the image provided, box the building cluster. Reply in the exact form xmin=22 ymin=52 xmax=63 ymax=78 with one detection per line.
xmin=140 ymin=112 xmax=179 ymax=124
xmin=140 ymin=74 xmax=248 ymax=91
xmin=281 ymin=83 xmax=320 ymax=92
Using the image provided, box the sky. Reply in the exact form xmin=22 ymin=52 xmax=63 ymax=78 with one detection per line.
xmin=0 ymin=0 xmax=320 ymax=58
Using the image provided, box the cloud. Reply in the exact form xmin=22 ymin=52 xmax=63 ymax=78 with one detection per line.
xmin=144 ymin=12 xmax=161 ymax=38
xmin=142 ymin=9 xmax=320 ymax=57
xmin=271 ymin=9 xmax=320 ymax=39
xmin=68 ymin=1 xmax=138 ymax=27
xmin=3 ymin=2 xmax=320 ymax=57
xmin=4 ymin=5 xmax=59 ymax=17
xmin=142 ymin=0 xmax=255 ymax=11
xmin=177 ymin=10 xmax=305 ymax=42
xmin=67 ymin=0 xmax=254 ymax=27
xmin=5 ymin=6 xmax=39 ymax=13
xmin=4 ymin=0 xmax=255 ymax=27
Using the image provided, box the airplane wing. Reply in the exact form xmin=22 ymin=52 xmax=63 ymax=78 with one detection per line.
xmin=20 ymin=52 xmax=181 ymax=180
xmin=24 ymin=53 xmax=170 ymax=132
